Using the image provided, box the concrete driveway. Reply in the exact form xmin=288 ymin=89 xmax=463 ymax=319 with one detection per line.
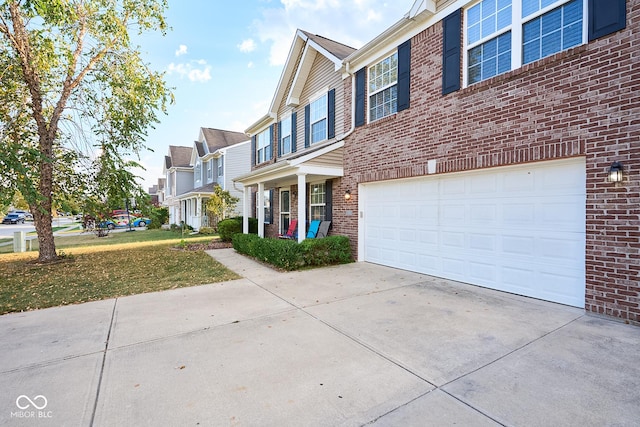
xmin=1 ymin=248 xmax=638 ymax=426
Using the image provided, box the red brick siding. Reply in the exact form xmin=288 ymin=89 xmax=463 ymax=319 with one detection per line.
xmin=336 ymin=1 xmax=640 ymax=324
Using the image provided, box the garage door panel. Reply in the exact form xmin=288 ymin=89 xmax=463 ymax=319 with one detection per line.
xmin=362 ymin=159 xmax=586 ymax=308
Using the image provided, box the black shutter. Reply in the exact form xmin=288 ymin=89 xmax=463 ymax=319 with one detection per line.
xmin=328 ymin=89 xmax=336 ymax=139
xmin=268 ymin=124 xmax=274 ymax=161
xmin=355 ymin=67 xmax=366 ymax=127
xmin=442 ymin=8 xmax=462 ymax=95
xmin=251 ymin=135 xmax=256 ymax=166
xmin=588 ymin=0 xmax=626 ymax=41
xmin=304 ymin=104 xmax=310 ymax=148
xmin=277 ymin=121 xmax=282 ymax=157
xmin=291 ymin=112 xmax=297 ymax=153
xmin=268 ymin=189 xmax=274 ymax=224
xmin=397 ymin=39 xmax=411 ymax=111
xmin=325 ymin=180 xmax=333 ymax=222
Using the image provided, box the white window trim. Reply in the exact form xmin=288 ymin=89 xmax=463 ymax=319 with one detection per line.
xmin=279 ymin=187 xmax=291 ymax=235
xmin=194 ymin=159 xmax=202 ymax=185
xmin=367 ymin=51 xmax=399 ymax=123
xmin=280 ymin=114 xmax=293 ymax=156
xmin=217 ymin=155 xmax=224 ymax=177
xmin=309 ymin=94 xmax=328 ymax=145
xmin=309 ymin=182 xmax=326 ymax=221
xmin=256 ymin=128 xmax=271 ymax=164
xmin=206 ymin=159 xmax=213 ymax=181
xmin=463 ymin=0 xmax=588 ymax=88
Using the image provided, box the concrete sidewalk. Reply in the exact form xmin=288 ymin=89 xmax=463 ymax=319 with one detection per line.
xmin=1 ymin=248 xmax=639 ymax=426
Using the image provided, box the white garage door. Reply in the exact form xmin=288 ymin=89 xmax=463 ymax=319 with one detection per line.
xmin=361 ymin=158 xmax=586 ymax=307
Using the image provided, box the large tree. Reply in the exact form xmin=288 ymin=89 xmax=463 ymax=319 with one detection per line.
xmin=0 ymin=0 xmax=171 ymax=262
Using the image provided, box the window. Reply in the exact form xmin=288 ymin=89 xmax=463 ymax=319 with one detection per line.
xmin=465 ymin=0 xmax=584 ymax=85
xmin=256 ymin=129 xmax=271 ymax=164
xmin=194 ymin=160 xmax=202 ymax=185
xmin=522 ymin=0 xmax=582 ymax=64
xmin=280 ymin=189 xmax=290 ymax=235
xmin=264 ymin=190 xmax=272 ymax=224
xmin=369 ymin=52 xmax=398 ymax=121
xmin=280 ymin=116 xmax=292 ymax=155
xmin=217 ymin=156 xmax=224 ymax=177
xmin=206 ymin=160 xmax=213 ymax=181
xmin=309 ymin=183 xmax=326 ymax=221
xmin=310 ymin=95 xmax=327 ymax=144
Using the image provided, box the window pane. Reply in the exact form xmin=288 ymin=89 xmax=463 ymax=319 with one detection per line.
xmin=522 ymin=0 xmax=582 ymax=65
xmin=311 ymin=119 xmax=326 ymax=143
xmin=522 ymin=0 xmax=538 ymax=17
xmin=468 ymin=3 xmax=481 ymax=26
xmin=468 ymin=24 xmax=481 ymax=44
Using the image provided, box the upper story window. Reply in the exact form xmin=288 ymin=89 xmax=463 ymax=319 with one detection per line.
xmin=280 ymin=115 xmax=292 ymax=155
xmin=206 ymin=159 xmax=213 ymax=181
xmin=256 ymin=128 xmax=272 ymax=164
xmin=369 ymin=52 xmax=398 ymax=122
xmin=466 ymin=0 xmax=584 ymax=85
xmin=310 ymin=94 xmax=327 ymax=144
xmin=194 ymin=160 xmax=202 ymax=185
xmin=217 ymin=156 xmax=224 ymax=177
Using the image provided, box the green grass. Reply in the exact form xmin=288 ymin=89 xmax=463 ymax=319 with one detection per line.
xmin=0 ymin=230 xmax=240 ymax=314
xmin=0 ymin=229 xmax=212 ymax=254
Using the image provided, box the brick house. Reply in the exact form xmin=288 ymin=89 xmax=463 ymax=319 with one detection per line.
xmin=235 ymin=30 xmax=356 ymax=241
xmin=236 ymin=0 xmax=638 ymax=324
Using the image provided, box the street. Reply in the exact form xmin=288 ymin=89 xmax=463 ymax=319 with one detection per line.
xmin=0 ymin=217 xmax=74 ymax=239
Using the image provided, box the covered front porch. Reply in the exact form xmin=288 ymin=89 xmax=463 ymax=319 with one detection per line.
xmin=177 ymin=185 xmax=215 ymax=231
xmin=235 ymin=142 xmax=344 ymax=242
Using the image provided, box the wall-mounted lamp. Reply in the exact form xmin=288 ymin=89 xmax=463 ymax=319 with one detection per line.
xmin=608 ymin=161 xmax=624 ymax=183
xmin=344 ymin=190 xmax=351 ymax=201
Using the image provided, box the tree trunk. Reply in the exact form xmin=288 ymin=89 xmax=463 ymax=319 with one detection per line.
xmin=34 ymin=136 xmax=58 ymax=263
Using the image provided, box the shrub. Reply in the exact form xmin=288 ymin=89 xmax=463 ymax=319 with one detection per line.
xmin=218 ymin=217 xmax=258 ymax=241
xmin=148 ymin=206 xmax=169 ymax=229
xmin=218 ymin=219 xmax=242 ymax=242
xmin=198 ymin=226 xmax=216 ymax=235
xmin=170 ymin=222 xmax=193 ymax=234
xmin=232 ymin=234 xmax=352 ymax=271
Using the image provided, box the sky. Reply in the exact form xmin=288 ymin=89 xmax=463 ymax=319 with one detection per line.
xmin=134 ymin=0 xmax=416 ymax=190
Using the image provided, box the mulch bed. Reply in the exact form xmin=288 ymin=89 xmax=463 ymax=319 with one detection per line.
xmin=183 ymin=241 xmax=233 ymax=251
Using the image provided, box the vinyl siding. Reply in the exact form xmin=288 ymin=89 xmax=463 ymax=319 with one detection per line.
xmin=224 ymin=141 xmax=251 ymax=215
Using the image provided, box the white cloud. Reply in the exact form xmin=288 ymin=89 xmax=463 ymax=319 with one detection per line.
xmin=175 ymin=44 xmax=188 ymax=57
xmin=167 ymin=61 xmax=212 ymax=83
xmin=238 ymin=38 xmax=257 ymax=53
xmin=251 ymin=0 xmax=411 ymax=66
xmin=247 ymin=61 xmax=255 ymax=68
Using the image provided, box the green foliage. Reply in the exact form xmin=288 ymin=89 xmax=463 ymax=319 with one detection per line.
xmin=147 ymin=206 xmax=168 ymax=229
xmin=206 ymin=186 xmax=239 ymax=224
xmin=0 ymin=0 xmax=172 ymax=262
xmin=198 ymin=226 xmax=216 ymax=235
xmin=232 ymin=235 xmax=352 ymax=271
xmin=218 ymin=217 xmax=258 ymax=242
xmin=218 ymin=219 xmax=242 ymax=242
xmin=170 ymin=222 xmax=193 ymax=233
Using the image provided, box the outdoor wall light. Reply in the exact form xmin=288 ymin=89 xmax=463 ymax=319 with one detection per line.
xmin=344 ymin=190 xmax=351 ymax=201
xmin=608 ymin=161 xmax=624 ymax=183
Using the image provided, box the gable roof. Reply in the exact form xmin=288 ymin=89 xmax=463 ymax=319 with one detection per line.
xmin=299 ymin=30 xmax=356 ymax=61
xmin=200 ymin=128 xmax=248 ymax=153
xmin=246 ymin=29 xmax=355 ymax=135
xmin=167 ymin=145 xmax=192 ymax=168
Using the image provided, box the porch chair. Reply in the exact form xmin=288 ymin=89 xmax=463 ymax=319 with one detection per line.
xmin=316 ymin=221 xmax=331 ymax=238
xmin=306 ymin=220 xmax=321 ymax=238
xmin=278 ymin=219 xmax=298 ymax=239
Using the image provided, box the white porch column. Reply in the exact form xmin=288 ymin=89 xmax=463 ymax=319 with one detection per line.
xmin=257 ymin=182 xmax=265 ymax=238
xmin=196 ymin=196 xmax=202 ymax=229
xmin=297 ymin=173 xmax=306 ymax=242
xmin=243 ymin=185 xmax=250 ymax=234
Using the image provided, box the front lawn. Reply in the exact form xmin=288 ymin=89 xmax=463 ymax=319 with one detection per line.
xmin=0 ymin=236 xmax=240 ymax=314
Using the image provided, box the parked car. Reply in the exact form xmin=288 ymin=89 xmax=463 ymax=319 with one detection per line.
xmin=98 ymin=219 xmax=116 ymax=230
xmin=132 ymin=217 xmax=150 ymax=227
xmin=2 ymin=212 xmax=26 ymax=224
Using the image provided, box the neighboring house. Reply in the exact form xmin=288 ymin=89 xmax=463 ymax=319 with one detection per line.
xmin=156 ymin=178 xmax=166 ymax=206
xmin=235 ymin=30 xmax=356 ymax=241
xmin=332 ymin=0 xmax=637 ymax=324
xmin=176 ymin=128 xmax=250 ymax=229
xmin=235 ymin=0 xmax=638 ymax=325
xmin=163 ymin=145 xmax=193 ymax=225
